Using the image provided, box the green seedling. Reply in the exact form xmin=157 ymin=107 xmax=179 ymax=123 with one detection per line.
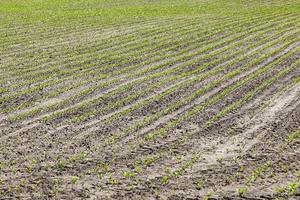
xmin=194 ymin=180 xmax=204 ymax=190
xmin=237 ymin=187 xmax=247 ymax=197
xmin=70 ymin=176 xmax=78 ymax=185
xmin=160 ymin=175 xmax=170 ymax=186
xmin=122 ymin=170 xmax=135 ymax=178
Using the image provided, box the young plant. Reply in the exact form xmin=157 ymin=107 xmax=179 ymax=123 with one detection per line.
xmin=237 ymin=187 xmax=247 ymax=197
xmin=70 ymin=176 xmax=78 ymax=185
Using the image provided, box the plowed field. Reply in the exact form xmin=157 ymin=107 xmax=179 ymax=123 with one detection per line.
xmin=0 ymin=0 xmax=299 ymax=199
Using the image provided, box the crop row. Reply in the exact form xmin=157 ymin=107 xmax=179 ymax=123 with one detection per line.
xmin=0 ymin=14 xmax=171 ymax=55
xmin=2 ymin=13 xmax=278 ymax=90
xmin=0 ymin=15 xmax=251 ymax=95
xmin=93 ymin=41 xmax=300 ymax=171
xmin=106 ymin=54 xmax=300 ymax=187
xmin=6 ymin=15 xmax=297 ymax=123
xmin=7 ymin=13 xmax=293 ymax=88
xmin=1 ymin=17 xmax=196 ymax=73
xmin=4 ymin=19 xmax=297 ymax=150
xmin=2 ymin=17 xmax=229 ymax=89
xmin=47 ymin=31 xmax=300 ymax=177
xmin=69 ymin=25 xmax=300 ymax=124
xmin=2 ymin=14 xmax=288 ymax=121
xmin=141 ymin=42 xmax=300 ymax=142
xmin=70 ymin=28 xmax=299 ymax=148
xmin=3 ymin=15 xmax=242 ymax=75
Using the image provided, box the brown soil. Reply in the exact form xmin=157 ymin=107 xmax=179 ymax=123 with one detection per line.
xmin=1 ymin=14 xmax=299 ymax=200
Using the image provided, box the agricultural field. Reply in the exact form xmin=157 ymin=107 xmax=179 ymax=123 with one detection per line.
xmin=0 ymin=0 xmax=300 ymax=199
